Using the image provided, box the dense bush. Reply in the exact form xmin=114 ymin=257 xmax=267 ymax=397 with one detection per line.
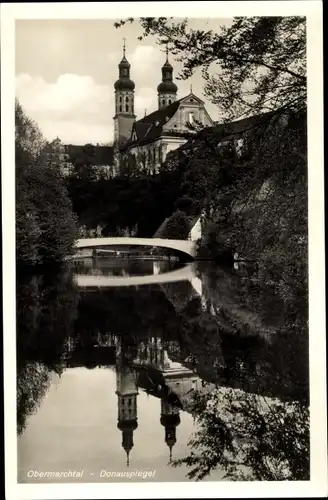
xmin=162 ymin=210 xmax=191 ymax=240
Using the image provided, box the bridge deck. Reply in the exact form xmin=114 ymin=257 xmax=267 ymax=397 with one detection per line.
xmin=75 ymin=237 xmax=196 ymax=259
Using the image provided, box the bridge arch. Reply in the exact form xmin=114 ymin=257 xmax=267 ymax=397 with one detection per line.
xmin=74 ymin=237 xmax=196 ymax=260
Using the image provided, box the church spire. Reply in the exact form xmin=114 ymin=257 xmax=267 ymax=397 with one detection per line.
xmin=160 ymin=398 xmax=181 ymax=464
xmin=157 ymin=45 xmax=178 ymax=110
xmin=123 ymin=37 xmax=126 ymax=58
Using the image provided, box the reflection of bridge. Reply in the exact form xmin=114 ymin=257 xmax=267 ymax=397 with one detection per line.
xmin=75 ymin=237 xmax=196 ymax=259
xmin=74 ymin=263 xmax=198 ymax=288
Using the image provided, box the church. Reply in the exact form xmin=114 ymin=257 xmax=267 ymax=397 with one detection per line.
xmin=113 ymin=42 xmax=214 ymax=175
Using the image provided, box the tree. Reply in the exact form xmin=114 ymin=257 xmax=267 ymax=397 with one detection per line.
xmin=70 ymin=143 xmax=98 ymax=182
xmin=162 ymin=210 xmax=191 ymax=240
xmin=172 ymin=386 xmax=309 ymax=481
xmin=16 ymin=100 xmax=78 ymax=266
xmin=115 ymin=17 xmax=306 ymax=119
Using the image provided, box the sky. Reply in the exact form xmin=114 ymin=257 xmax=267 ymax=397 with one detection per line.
xmin=15 ymin=18 xmax=232 ymax=145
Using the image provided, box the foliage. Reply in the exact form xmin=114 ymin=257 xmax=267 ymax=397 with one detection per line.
xmin=162 ymin=210 xmax=191 ymax=240
xmin=115 ymin=16 xmax=306 ymax=119
xmin=16 ymin=100 xmax=78 ymax=266
xmin=156 ymin=109 xmax=307 ymax=291
xmin=15 ymin=99 xmax=47 ymax=166
xmin=172 ymin=387 xmax=309 ymax=481
xmin=67 ymin=167 xmax=187 ymax=237
xmin=69 ymin=143 xmax=99 ymax=182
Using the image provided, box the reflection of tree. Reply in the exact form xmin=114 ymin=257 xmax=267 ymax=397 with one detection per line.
xmin=76 ymin=285 xmax=178 ymax=340
xmin=172 ymin=387 xmax=309 ymax=481
xmin=16 ymin=267 xmax=79 ymax=435
xmin=17 ymin=362 xmax=52 ymax=435
xmin=191 ymin=263 xmax=309 ymax=404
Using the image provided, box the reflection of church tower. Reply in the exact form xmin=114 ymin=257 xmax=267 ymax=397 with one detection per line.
xmin=116 ymin=341 xmax=138 ymax=466
xmin=160 ymin=399 xmax=181 ymax=462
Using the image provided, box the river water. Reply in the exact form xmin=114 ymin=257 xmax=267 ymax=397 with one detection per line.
xmin=17 ymin=257 xmax=309 ymax=483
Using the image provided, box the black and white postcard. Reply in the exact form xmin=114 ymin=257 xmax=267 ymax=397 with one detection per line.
xmin=1 ymin=1 xmax=326 ymax=499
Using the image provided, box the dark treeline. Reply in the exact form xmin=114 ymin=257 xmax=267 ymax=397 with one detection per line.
xmin=16 ymin=100 xmax=78 ymax=267
xmin=66 ymin=163 xmax=190 ymax=237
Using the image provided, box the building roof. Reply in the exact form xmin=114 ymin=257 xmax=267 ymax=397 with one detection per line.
xmin=65 ymin=144 xmax=114 ymax=166
xmin=122 ymin=94 xmax=200 ymax=150
xmin=209 ymin=111 xmax=277 ymax=141
xmin=178 ymin=111 xmax=279 ymax=153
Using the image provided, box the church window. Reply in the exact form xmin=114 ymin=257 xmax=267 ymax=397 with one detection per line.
xmin=119 ymin=96 xmax=122 ymax=103
xmin=125 ymin=104 xmax=129 ymax=112
xmin=162 ymin=99 xmax=165 ymax=107
xmin=165 ymin=72 xmax=170 ymax=79
xmin=119 ymin=105 xmax=122 ymax=112
xmin=123 ymin=68 xmax=128 ymax=76
xmin=128 ymin=398 xmax=132 ymax=406
xmin=188 ymin=112 xmax=194 ymax=124
xmin=126 ymin=96 xmax=129 ymax=103
xmin=168 ymin=99 xmax=171 ymax=105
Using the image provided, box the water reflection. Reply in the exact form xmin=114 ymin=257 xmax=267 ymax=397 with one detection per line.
xmin=17 ymin=258 xmax=309 ymax=482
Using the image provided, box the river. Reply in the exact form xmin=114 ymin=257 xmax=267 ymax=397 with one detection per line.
xmin=17 ymin=257 xmax=309 ymax=483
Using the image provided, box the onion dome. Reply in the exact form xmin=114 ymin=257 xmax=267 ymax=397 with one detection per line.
xmin=157 ymin=80 xmax=178 ymax=93
xmin=114 ymin=76 xmax=135 ymax=91
xmin=160 ymin=412 xmax=181 ymax=429
xmin=117 ymin=419 xmax=138 ymax=432
xmin=114 ymin=39 xmax=135 ymax=91
xmin=160 ymin=413 xmax=180 ymax=463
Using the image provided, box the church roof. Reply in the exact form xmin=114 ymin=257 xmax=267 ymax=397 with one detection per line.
xmin=122 ymin=95 xmax=198 ymax=149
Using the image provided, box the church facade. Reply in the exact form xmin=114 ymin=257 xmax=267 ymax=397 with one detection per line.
xmin=113 ymin=43 xmax=214 ymax=176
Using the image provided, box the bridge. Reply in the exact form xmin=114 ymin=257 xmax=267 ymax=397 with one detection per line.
xmin=74 ymin=237 xmax=196 ymax=259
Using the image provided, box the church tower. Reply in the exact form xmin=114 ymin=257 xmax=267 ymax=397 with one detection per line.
xmin=157 ymin=46 xmax=178 ymax=110
xmin=113 ymin=39 xmax=136 ymax=147
xmin=160 ymin=399 xmax=181 ymax=462
xmin=116 ymin=339 xmax=138 ymax=467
